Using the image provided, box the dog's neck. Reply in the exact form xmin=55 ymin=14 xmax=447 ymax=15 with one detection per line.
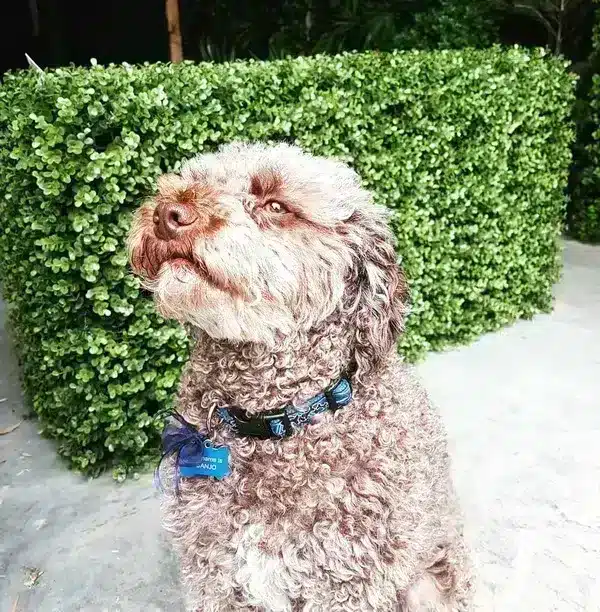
xmin=183 ymin=315 xmax=355 ymax=417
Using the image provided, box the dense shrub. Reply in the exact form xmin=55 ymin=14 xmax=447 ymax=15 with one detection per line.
xmin=0 ymin=49 xmax=574 ymax=475
xmin=570 ymin=2 xmax=600 ymax=242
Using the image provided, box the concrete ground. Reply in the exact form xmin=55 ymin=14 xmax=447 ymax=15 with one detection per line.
xmin=1 ymin=239 xmax=599 ymax=612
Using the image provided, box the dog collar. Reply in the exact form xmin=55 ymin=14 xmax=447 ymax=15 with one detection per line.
xmin=217 ymin=375 xmax=353 ymax=439
xmin=155 ymin=375 xmax=353 ymax=490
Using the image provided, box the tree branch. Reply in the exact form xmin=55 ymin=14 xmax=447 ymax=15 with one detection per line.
xmin=165 ymin=0 xmax=183 ymax=63
xmin=513 ymin=3 xmax=558 ymax=39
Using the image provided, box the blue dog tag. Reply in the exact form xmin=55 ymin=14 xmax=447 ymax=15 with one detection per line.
xmin=178 ymin=441 xmax=231 ymax=480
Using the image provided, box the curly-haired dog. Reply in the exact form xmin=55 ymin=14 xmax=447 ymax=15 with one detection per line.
xmin=128 ymin=142 xmax=472 ymax=611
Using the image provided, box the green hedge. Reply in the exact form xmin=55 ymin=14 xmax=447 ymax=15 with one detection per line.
xmin=570 ymin=3 xmax=600 ymax=243
xmin=0 ymin=49 xmax=574 ymax=476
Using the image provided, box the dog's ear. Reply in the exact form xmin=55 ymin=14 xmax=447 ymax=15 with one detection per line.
xmin=347 ymin=212 xmax=409 ymax=382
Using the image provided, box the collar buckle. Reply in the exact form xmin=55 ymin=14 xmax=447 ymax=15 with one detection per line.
xmin=225 ymin=406 xmax=294 ymax=439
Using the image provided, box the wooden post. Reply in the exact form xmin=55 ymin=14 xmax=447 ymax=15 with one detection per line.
xmin=165 ymin=0 xmax=183 ymax=63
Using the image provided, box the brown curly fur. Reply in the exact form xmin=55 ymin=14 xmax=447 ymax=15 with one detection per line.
xmin=128 ymin=142 xmax=473 ymax=611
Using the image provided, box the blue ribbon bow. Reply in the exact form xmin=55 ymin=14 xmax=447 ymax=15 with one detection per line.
xmin=154 ymin=411 xmax=207 ymax=494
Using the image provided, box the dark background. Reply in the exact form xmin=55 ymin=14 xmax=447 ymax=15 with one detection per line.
xmin=1 ymin=0 xmax=168 ymax=75
xmin=0 ymin=1 xmax=595 ymax=77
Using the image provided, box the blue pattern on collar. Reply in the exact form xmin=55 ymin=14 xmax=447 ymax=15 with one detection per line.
xmin=269 ymin=418 xmax=286 ymax=437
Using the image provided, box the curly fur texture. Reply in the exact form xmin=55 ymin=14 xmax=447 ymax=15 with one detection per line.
xmin=128 ymin=142 xmax=472 ymax=611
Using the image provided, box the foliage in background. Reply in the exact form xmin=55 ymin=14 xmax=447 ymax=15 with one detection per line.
xmin=570 ymin=0 xmax=600 ymax=241
xmin=0 ymin=49 xmax=574 ymax=475
xmin=183 ymin=0 xmax=498 ymax=61
xmin=495 ymin=0 xmax=593 ymax=56
xmin=393 ymin=0 xmax=499 ymax=50
xmin=181 ymin=0 xmax=600 ymax=65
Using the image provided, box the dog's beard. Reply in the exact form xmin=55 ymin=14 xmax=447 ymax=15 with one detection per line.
xmin=133 ymin=223 xmax=350 ymax=345
xmin=141 ymin=262 xmax=296 ymax=345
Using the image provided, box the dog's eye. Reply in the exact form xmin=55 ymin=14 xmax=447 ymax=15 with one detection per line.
xmin=264 ymin=200 xmax=286 ymax=214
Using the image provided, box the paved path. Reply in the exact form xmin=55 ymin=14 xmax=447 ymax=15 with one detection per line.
xmin=1 ymin=240 xmax=599 ymax=612
xmin=420 ymin=240 xmax=600 ymax=611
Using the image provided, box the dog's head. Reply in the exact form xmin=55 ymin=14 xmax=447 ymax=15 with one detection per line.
xmin=128 ymin=142 xmax=408 ymax=376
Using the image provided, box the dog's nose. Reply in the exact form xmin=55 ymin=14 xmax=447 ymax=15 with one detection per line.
xmin=153 ymin=202 xmax=198 ymax=240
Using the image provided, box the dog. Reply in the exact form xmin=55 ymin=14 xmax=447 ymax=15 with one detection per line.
xmin=128 ymin=142 xmax=472 ymax=611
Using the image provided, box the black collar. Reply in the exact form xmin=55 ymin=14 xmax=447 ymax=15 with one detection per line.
xmin=216 ymin=374 xmax=353 ymax=439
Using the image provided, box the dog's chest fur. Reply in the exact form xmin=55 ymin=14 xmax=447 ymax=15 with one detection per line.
xmin=161 ymin=331 xmax=457 ymax=611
